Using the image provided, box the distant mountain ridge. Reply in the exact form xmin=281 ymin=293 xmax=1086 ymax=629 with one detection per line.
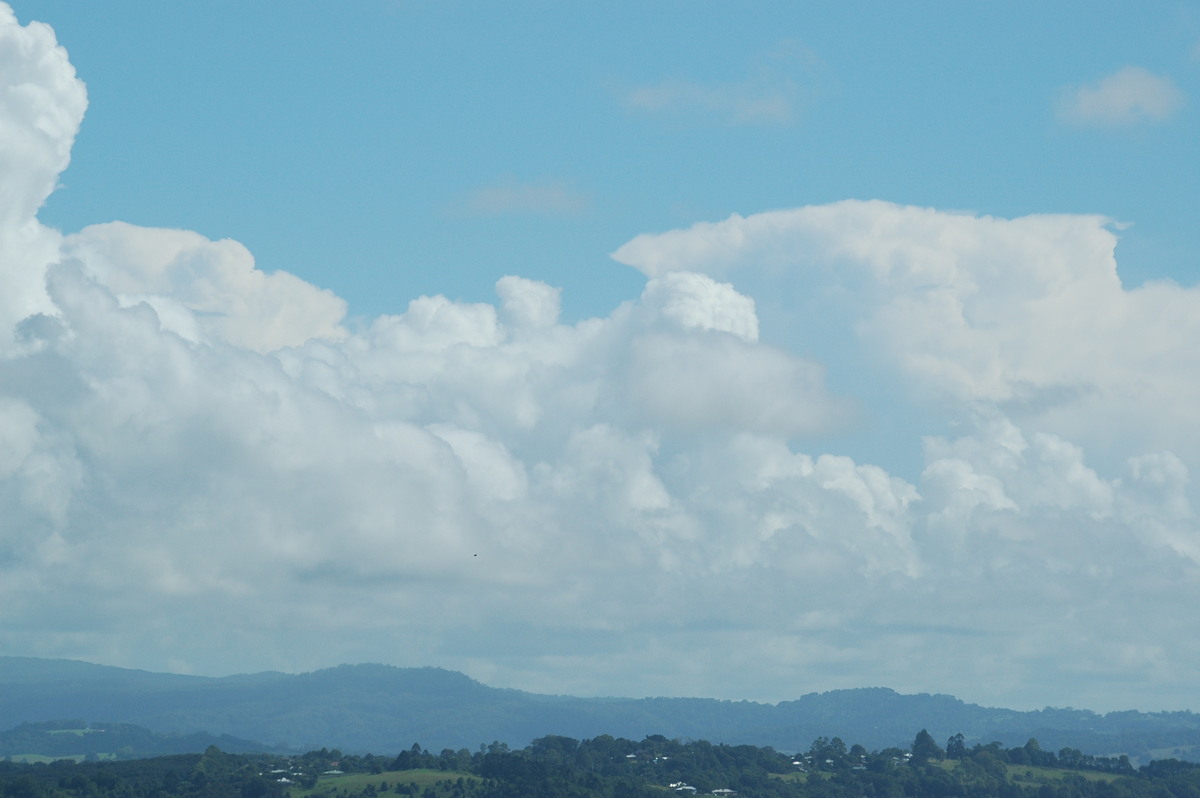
xmin=3 ymin=657 xmax=1199 ymax=762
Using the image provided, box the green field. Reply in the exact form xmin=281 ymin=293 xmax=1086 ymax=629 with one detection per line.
xmin=4 ymin=752 xmax=117 ymax=764
xmin=1004 ymin=764 xmax=1121 ymax=786
xmin=1147 ymin=746 xmax=1200 ymax=761
xmin=287 ymin=768 xmax=480 ymax=798
xmin=931 ymin=760 xmax=1122 ymax=786
xmin=770 ymin=771 xmax=813 ymax=784
xmin=770 ymin=762 xmax=1121 ymax=788
xmin=6 ymin=754 xmax=78 ymax=764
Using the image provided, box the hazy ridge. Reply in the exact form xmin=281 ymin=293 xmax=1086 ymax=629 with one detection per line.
xmin=3 ymin=658 xmax=1199 ymax=761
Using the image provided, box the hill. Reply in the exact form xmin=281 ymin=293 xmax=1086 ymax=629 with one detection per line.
xmin=3 ymin=657 xmax=1199 ymax=760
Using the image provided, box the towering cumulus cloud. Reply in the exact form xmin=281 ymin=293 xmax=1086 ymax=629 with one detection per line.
xmin=0 ymin=4 xmax=84 ymax=341
xmin=1 ymin=5 xmax=1198 ymax=710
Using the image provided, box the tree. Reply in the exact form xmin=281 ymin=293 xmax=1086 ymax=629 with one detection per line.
xmin=911 ymin=729 xmax=944 ymax=763
xmin=946 ymin=733 xmax=967 ymax=760
xmin=392 ymin=743 xmax=427 ymax=770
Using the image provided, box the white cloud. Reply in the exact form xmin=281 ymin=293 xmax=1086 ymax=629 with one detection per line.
xmin=4 ymin=4 xmax=1200 ymax=712
xmin=639 ymin=271 xmax=759 ymax=342
xmin=625 ymin=332 xmax=844 ymax=437
xmin=0 ymin=6 xmax=83 ymax=225
xmin=62 ymin=222 xmax=348 ymax=352
xmin=1058 ymin=65 xmax=1184 ymax=126
xmin=496 ymin=275 xmax=561 ymax=330
xmin=604 ymin=200 xmax=1200 ymax=706
xmin=613 ymin=200 xmax=1200 ymax=464
xmin=0 ymin=3 xmax=85 ymax=347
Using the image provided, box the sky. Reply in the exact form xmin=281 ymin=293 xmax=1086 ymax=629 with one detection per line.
xmin=2 ymin=0 xmax=1200 ymax=715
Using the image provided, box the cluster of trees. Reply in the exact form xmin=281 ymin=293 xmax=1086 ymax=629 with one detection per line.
xmin=943 ymin=734 xmax=1134 ymax=774
xmin=2 ymin=730 xmax=1199 ymax=798
xmin=0 ymin=747 xmax=288 ymax=798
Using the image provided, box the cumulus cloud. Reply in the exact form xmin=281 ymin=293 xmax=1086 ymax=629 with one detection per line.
xmin=613 ymin=200 xmax=1200 ymax=464
xmin=1058 ymin=65 xmax=1184 ymax=126
xmin=639 ymin=271 xmax=759 ymax=341
xmin=4 ymin=5 xmax=1200 ymax=712
xmin=606 ymin=201 xmax=1200 ymax=705
xmin=0 ymin=3 xmax=85 ymax=346
xmin=62 ymin=222 xmax=347 ymax=351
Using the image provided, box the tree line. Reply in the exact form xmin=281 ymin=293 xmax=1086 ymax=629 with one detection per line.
xmin=2 ymin=729 xmax=1198 ymax=798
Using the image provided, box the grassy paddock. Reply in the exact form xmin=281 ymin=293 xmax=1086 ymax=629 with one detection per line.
xmin=6 ymin=752 xmax=118 ymax=763
xmin=770 ymin=771 xmax=815 ymax=783
xmin=1147 ymin=745 xmax=1200 ymax=761
xmin=287 ymin=768 xmax=480 ymax=798
xmin=1005 ymin=764 xmax=1121 ymax=785
xmin=6 ymin=754 xmax=86 ymax=764
xmin=770 ymin=761 xmax=1120 ymax=788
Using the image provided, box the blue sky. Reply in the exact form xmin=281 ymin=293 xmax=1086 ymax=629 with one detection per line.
xmin=27 ymin=1 xmax=1200 ymax=318
xmin=3 ymin=1 xmax=1200 ymax=715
